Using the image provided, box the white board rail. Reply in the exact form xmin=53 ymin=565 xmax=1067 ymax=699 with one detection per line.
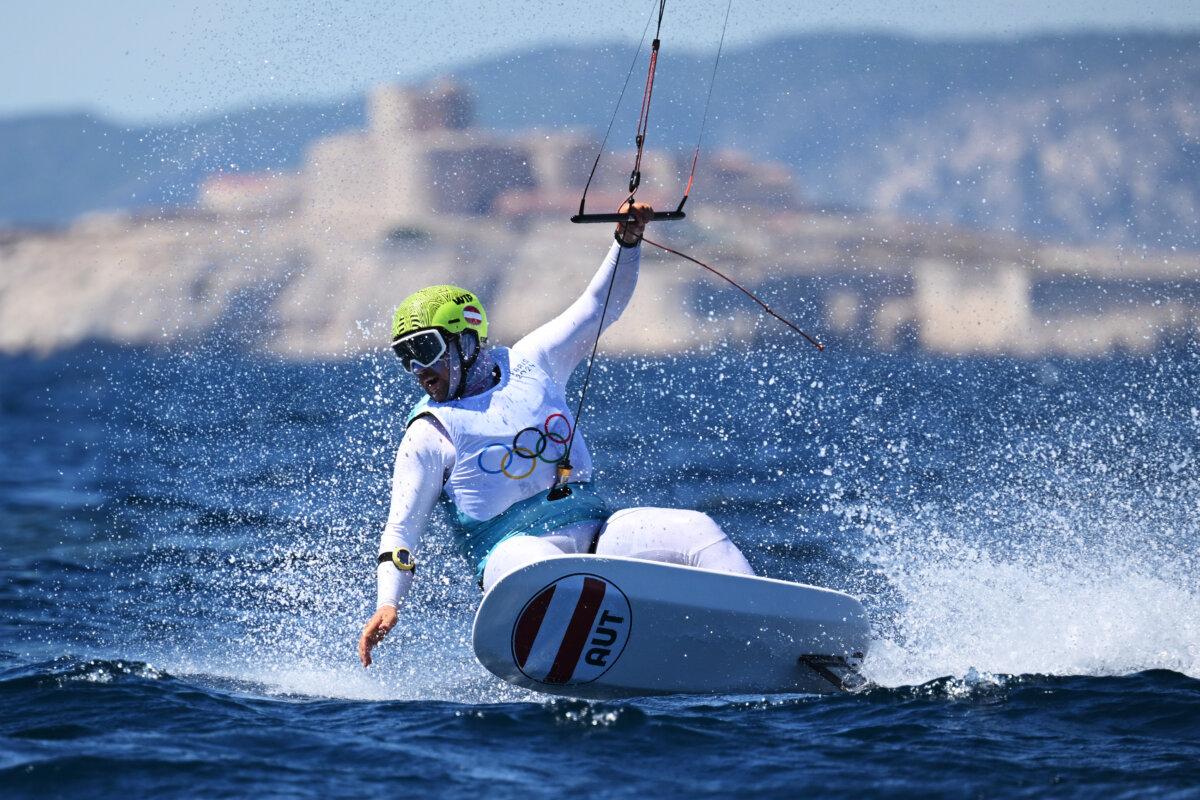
xmin=472 ymin=555 xmax=870 ymax=699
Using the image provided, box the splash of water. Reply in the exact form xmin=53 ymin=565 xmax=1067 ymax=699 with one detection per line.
xmin=851 ymin=379 xmax=1200 ymax=686
xmin=94 ymin=343 xmax=1199 ymax=699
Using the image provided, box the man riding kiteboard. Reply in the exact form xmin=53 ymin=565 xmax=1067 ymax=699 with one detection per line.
xmin=358 ymin=203 xmax=754 ymax=667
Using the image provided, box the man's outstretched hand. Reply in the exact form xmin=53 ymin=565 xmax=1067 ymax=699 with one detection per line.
xmin=358 ymin=605 xmax=398 ymax=667
xmin=616 ymin=201 xmax=654 ymax=245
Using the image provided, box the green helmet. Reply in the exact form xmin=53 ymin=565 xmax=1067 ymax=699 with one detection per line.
xmin=391 ymin=285 xmax=489 ymax=343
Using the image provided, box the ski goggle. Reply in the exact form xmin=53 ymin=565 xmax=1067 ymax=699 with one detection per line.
xmin=391 ymin=329 xmax=448 ymax=372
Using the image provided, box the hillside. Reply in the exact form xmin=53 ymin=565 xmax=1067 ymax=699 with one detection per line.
xmin=2 ymin=31 xmax=1196 ymax=247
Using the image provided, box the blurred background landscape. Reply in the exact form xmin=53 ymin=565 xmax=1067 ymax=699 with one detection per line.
xmin=2 ymin=15 xmax=1197 ymax=358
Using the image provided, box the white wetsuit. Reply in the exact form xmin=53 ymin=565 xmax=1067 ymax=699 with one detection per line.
xmin=375 ymin=240 xmax=753 ymax=609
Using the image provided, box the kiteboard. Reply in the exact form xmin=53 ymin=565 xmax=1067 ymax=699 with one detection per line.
xmin=471 ymin=555 xmax=870 ymax=699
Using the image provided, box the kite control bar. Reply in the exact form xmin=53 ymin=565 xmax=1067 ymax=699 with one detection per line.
xmin=570 ymin=209 xmax=686 ymax=224
xmin=571 ymin=194 xmax=689 ymax=224
xmin=571 ymin=1 xmax=702 ymax=227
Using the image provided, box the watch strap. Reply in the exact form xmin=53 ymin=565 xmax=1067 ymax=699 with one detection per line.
xmin=377 ymin=548 xmax=416 ymax=572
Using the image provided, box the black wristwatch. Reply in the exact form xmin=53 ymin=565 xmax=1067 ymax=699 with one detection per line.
xmin=377 ymin=547 xmax=416 ymax=572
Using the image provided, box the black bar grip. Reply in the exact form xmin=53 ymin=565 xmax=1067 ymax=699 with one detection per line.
xmin=570 ymin=211 xmax=686 ymax=224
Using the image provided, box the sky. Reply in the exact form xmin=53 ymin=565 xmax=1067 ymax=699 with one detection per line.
xmin=4 ymin=0 xmax=1196 ymax=123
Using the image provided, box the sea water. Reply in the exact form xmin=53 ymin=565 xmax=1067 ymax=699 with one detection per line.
xmin=2 ymin=342 xmax=1198 ymax=797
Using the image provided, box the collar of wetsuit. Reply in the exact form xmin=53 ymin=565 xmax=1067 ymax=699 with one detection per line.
xmin=453 ymin=341 xmax=501 ymax=400
xmin=450 ymin=335 xmax=470 ymax=400
xmin=454 ymin=340 xmax=490 ymax=400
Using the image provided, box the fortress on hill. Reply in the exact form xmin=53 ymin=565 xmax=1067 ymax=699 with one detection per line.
xmin=198 ymin=81 xmax=795 ymax=233
xmin=1 ymin=80 xmax=1198 ymax=358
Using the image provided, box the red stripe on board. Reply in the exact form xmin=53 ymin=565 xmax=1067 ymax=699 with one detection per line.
xmin=545 ymin=577 xmax=607 ymax=684
xmin=513 ymin=586 xmax=556 ymax=668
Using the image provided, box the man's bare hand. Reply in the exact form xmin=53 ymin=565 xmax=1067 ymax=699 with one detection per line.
xmin=616 ymin=201 xmax=654 ymax=245
xmin=358 ymin=606 xmax=398 ymax=667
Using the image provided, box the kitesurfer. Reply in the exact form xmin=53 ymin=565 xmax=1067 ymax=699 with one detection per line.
xmin=358 ymin=202 xmax=754 ymax=667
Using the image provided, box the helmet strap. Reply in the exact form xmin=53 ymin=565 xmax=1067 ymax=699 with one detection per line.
xmin=449 ymin=332 xmax=481 ymax=401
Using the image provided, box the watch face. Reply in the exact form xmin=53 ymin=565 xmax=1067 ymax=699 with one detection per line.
xmin=392 ymin=549 xmax=413 ymax=569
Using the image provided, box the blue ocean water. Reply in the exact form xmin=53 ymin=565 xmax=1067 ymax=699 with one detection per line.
xmin=2 ymin=343 xmax=1199 ymax=798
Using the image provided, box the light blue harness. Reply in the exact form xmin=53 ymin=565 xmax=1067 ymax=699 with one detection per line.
xmin=455 ymin=483 xmax=610 ymax=577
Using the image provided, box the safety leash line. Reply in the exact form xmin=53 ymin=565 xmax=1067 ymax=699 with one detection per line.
xmin=642 ymin=236 xmax=825 ymax=351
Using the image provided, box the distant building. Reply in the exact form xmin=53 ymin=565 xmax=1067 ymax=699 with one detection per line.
xmin=699 ymin=150 xmax=798 ymax=211
xmin=199 ymin=171 xmax=301 ymax=216
xmin=200 ymin=79 xmax=803 ymax=238
xmin=304 ymin=80 xmax=543 ymax=235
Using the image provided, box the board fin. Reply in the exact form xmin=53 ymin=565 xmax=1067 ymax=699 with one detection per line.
xmin=797 ymin=653 xmax=867 ymax=692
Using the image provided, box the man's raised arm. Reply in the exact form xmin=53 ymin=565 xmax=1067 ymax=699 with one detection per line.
xmin=513 ymin=202 xmax=653 ymax=387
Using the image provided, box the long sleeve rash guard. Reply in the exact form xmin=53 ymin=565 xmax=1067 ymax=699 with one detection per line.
xmin=375 ymin=240 xmax=641 ymax=608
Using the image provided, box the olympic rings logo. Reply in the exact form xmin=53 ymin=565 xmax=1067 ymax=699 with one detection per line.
xmin=477 ymin=413 xmax=573 ymax=480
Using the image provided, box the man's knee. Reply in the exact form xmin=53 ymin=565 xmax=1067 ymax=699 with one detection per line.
xmin=597 ymin=507 xmax=728 ymax=557
xmin=482 ymin=535 xmax=560 ymax=591
xmin=604 ymin=507 xmax=722 ymax=535
xmin=671 ymin=509 xmax=723 ymax=534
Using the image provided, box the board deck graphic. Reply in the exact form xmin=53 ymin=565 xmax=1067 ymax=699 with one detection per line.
xmin=511 ymin=573 xmax=631 ymax=685
xmin=473 ymin=555 xmax=870 ymax=699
